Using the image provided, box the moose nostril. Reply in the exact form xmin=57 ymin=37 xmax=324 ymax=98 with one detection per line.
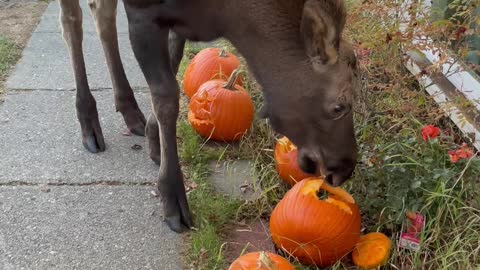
xmin=299 ymin=155 xmax=317 ymax=174
xmin=325 ymin=174 xmax=334 ymax=185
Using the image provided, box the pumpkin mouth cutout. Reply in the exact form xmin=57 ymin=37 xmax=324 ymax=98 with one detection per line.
xmin=301 ymin=178 xmax=355 ymax=215
xmin=188 ymin=91 xmax=215 ymax=125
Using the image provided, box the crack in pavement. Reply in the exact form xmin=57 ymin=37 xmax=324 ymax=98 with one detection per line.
xmin=0 ymin=181 xmax=155 ymax=187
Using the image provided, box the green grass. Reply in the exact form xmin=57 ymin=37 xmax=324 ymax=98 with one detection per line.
xmin=178 ymin=119 xmax=245 ymax=269
xmin=0 ymin=37 xmax=18 ymax=95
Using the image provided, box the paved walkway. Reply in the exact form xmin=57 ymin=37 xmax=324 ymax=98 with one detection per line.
xmin=1 ymin=1 xmax=183 ymax=269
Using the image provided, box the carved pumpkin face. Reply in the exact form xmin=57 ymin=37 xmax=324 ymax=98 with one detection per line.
xmin=269 ymin=178 xmax=361 ymax=267
xmin=274 ymin=136 xmax=319 ymax=186
xmin=188 ymin=69 xmax=254 ymax=142
xmin=352 ymin=232 xmax=391 ymax=269
xmin=183 ymin=48 xmax=241 ymax=98
xmin=228 ymin=252 xmax=295 ymax=270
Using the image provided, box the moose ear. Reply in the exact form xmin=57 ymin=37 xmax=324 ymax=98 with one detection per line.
xmin=301 ymin=0 xmax=346 ymax=70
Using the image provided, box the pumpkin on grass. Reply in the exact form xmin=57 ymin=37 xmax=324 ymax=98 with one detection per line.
xmin=274 ymin=136 xmax=319 ymax=186
xmin=228 ymin=251 xmax=295 ymax=270
xmin=269 ymin=177 xmax=361 ymax=267
xmin=188 ymin=68 xmax=254 ymax=142
xmin=352 ymin=232 xmax=392 ymax=269
xmin=183 ymin=48 xmax=241 ymax=98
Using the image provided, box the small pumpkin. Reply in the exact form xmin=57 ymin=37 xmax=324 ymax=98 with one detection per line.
xmin=228 ymin=251 xmax=295 ymax=270
xmin=188 ymin=68 xmax=254 ymax=142
xmin=269 ymin=177 xmax=361 ymax=267
xmin=274 ymin=136 xmax=319 ymax=186
xmin=183 ymin=48 xmax=242 ymax=98
xmin=352 ymin=232 xmax=391 ymax=269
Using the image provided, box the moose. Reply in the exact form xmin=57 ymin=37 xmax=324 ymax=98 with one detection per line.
xmin=58 ymin=0 xmax=358 ymax=233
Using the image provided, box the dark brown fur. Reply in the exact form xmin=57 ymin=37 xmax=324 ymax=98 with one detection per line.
xmin=60 ymin=0 xmax=358 ymax=233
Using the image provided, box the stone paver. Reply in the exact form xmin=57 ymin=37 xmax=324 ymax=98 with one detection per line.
xmin=6 ymin=1 xmax=147 ymax=90
xmin=0 ymin=186 xmax=182 ymax=270
xmin=0 ymin=90 xmax=157 ymax=184
xmin=208 ymin=160 xmax=261 ymax=201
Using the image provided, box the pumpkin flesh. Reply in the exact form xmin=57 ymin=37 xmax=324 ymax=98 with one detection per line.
xmin=270 ymin=178 xmax=361 ymax=267
xmin=274 ymin=137 xmax=318 ymax=185
xmin=228 ymin=251 xmax=295 ymax=270
xmin=352 ymin=232 xmax=392 ymax=269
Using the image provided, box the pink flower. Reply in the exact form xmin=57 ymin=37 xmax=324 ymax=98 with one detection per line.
xmin=449 ymin=143 xmax=474 ymax=163
xmin=421 ymin=125 xmax=440 ymax=142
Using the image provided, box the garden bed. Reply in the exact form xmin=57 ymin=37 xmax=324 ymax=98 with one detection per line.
xmin=175 ymin=1 xmax=480 ymax=268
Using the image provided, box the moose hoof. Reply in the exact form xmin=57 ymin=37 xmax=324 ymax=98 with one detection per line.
xmin=150 ymin=154 xmax=160 ymax=166
xmin=162 ymin=193 xmax=193 ymax=233
xmin=129 ymin=125 xmax=146 ymax=137
xmin=165 ymin=215 xmax=188 ymax=233
xmin=122 ymin=106 xmax=147 ymax=137
xmin=83 ymin=134 xmax=106 ymax=153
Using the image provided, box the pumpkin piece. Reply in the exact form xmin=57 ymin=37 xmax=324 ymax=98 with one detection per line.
xmin=274 ymin=137 xmax=318 ymax=186
xmin=228 ymin=251 xmax=295 ymax=270
xmin=269 ymin=177 xmax=361 ymax=267
xmin=352 ymin=232 xmax=392 ymax=269
xmin=183 ymin=48 xmax=242 ymax=98
xmin=188 ymin=68 xmax=254 ymax=142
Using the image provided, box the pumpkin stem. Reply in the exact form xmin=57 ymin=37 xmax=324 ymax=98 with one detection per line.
xmin=223 ymin=68 xmax=243 ymax=91
xmin=219 ymin=48 xmax=228 ymax=57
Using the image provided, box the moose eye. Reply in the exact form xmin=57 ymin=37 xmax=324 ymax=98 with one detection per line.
xmin=334 ymin=105 xmax=345 ymax=113
xmin=332 ymin=103 xmax=351 ymax=119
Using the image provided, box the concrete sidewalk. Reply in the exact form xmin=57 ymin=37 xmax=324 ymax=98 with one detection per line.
xmin=1 ymin=1 xmax=183 ymax=269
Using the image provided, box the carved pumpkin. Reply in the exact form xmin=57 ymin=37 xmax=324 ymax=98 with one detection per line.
xmin=228 ymin=251 xmax=295 ymax=270
xmin=188 ymin=68 xmax=254 ymax=142
xmin=274 ymin=136 xmax=319 ymax=186
xmin=269 ymin=178 xmax=361 ymax=267
xmin=183 ymin=48 xmax=242 ymax=98
xmin=352 ymin=232 xmax=391 ymax=269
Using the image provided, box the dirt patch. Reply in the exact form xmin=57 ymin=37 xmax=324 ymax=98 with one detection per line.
xmin=223 ymin=219 xmax=277 ymax=265
xmin=0 ymin=1 xmax=48 ymax=47
xmin=0 ymin=1 xmax=48 ymax=95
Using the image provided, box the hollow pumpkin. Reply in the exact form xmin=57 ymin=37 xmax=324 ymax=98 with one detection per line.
xmin=188 ymin=68 xmax=254 ymax=142
xmin=228 ymin=251 xmax=295 ymax=270
xmin=269 ymin=177 xmax=361 ymax=267
xmin=352 ymin=232 xmax=391 ymax=269
xmin=183 ymin=48 xmax=242 ymax=98
xmin=274 ymin=136 xmax=319 ymax=186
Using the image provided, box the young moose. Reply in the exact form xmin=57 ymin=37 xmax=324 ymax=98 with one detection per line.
xmin=59 ymin=0 xmax=358 ymax=233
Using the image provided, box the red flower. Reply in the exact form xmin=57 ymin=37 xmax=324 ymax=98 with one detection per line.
xmin=421 ymin=125 xmax=440 ymax=141
xmin=449 ymin=143 xmax=474 ymax=163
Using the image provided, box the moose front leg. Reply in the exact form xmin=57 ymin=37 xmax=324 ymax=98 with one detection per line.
xmin=59 ymin=0 xmax=105 ymax=153
xmin=88 ymin=0 xmax=146 ymax=136
xmin=126 ymin=8 xmax=192 ymax=233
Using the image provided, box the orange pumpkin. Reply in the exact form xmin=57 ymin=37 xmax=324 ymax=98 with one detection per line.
xmin=228 ymin=251 xmax=295 ymax=270
xmin=183 ymin=48 xmax=242 ymax=98
xmin=269 ymin=178 xmax=361 ymax=267
xmin=352 ymin=232 xmax=391 ymax=269
xmin=188 ymin=68 xmax=254 ymax=142
xmin=274 ymin=136 xmax=319 ymax=186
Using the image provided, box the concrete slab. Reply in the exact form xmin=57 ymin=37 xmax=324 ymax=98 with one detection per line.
xmin=0 ymin=186 xmax=182 ymax=270
xmin=5 ymin=32 xmax=148 ymax=90
xmin=0 ymin=90 xmax=158 ymax=184
xmin=208 ymin=160 xmax=261 ymax=201
xmin=35 ymin=0 xmax=129 ymax=34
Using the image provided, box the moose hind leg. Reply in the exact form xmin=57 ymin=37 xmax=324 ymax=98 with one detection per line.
xmin=144 ymin=31 xmax=185 ymax=165
xmin=88 ymin=0 xmax=146 ymax=136
xmin=126 ymin=6 xmax=192 ymax=233
xmin=59 ymin=0 xmax=105 ymax=153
